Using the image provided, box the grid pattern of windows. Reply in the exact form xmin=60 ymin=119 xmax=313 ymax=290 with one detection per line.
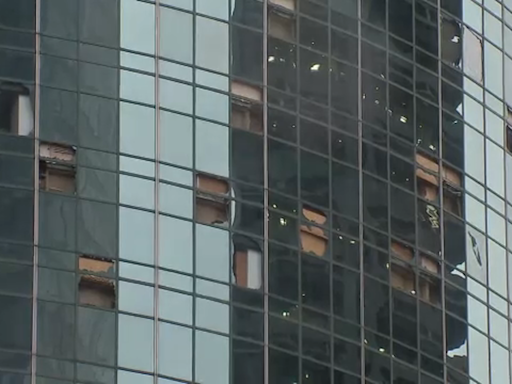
xmin=1 ymin=0 xmax=512 ymax=383
xmin=0 ymin=0 xmax=36 ymax=382
xmin=36 ymin=0 xmax=120 ymax=383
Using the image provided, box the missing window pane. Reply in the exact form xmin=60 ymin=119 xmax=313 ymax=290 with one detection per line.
xmin=0 ymin=82 xmax=33 ymax=136
xmin=269 ymin=0 xmax=295 ymax=12
xmin=232 ymin=81 xmax=262 ymax=102
xmin=39 ymin=163 xmax=75 ymax=193
xmin=196 ymin=198 xmax=229 ymax=225
xmin=268 ymin=11 xmax=295 ymax=42
xmin=300 ymin=227 xmax=327 ymax=256
xmin=79 ymin=256 xmax=115 ymax=274
xmin=39 ymin=142 xmax=76 ymax=193
xmin=419 ymin=277 xmax=440 ymax=304
xmin=302 ymin=206 xmax=327 ymax=225
xmin=391 ymin=241 xmax=413 ymax=263
xmin=300 ymin=206 xmax=327 ymax=257
xmin=78 ymin=255 xmax=115 ymax=309
xmin=391 ymin=266 xmax=415 ymax=293
xmin=197 ymin=173 xmax=229 ymax=194
xmin=390 ymin=241 xmax=439 ymax=304
xmin=417 ymin=180 xmax=438 ymax=202
xmin=416 ymin=153 xmax=461 ymax=216
xmin=196 ymin=173 xmax=230 ymax=226
xmin=419 ymin=254 xmax=438 ymax=274
xmin=231 ymin=81 xmax=263 ymax=134
xmin=416 ymin=153 xmax=439 ymax=186
xmin=506 ymin=107 xmax=512 ymax=153
xmin=416 ymin=153 xmax=461 ymax=187
xmin=443 ymin=183 xmax=462 ymax=216
xmin=234 ymin=249 xmax=262 ymax=289
xmin=231 ymin=102 xmax=263 ymax=134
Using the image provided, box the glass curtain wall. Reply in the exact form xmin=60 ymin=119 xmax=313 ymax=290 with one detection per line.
xmin=2 ymin=0 xmax=512 ymax=383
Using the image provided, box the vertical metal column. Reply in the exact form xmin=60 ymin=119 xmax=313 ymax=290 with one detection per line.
xmin=437 ymin=1 xmax=449 ymax=383
xmin=153 ymin=1 xmax=161 ymax=383
xmin=31 ymin=0 xmax=41 ymax=381
xmin=262 ymin=0 xmax=270 ymax=382
xmin=356 ymin=0 xmax=365 ymax=381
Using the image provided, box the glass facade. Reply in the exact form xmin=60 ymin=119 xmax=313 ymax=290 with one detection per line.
xmin=1 ymin=0 xmax=512 ymax=383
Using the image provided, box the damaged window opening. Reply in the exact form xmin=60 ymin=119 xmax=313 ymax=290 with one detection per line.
xmin=416 ymin=153 xmax=462 ymax=217
xmin=441 ymin=18 xmax=462 ymax=67
xmin=268 ymin=7 xmax=295 ymax=42
xmin=462 ymin=26 xmax=483 ymax=84
xmin=39 ymin=142 xmax=76 ymax=193
xmin=300 ymin=206 xmax=327 ymax=257
xmin=196 ymin=173 xmax=230 ymax=226
xmin=391 ymin=265 xmax=415 ymax=293
xmin=231 ymin=81 xmax=263 ymax=134
xmin=506 ymin=106 xmax=512 ymax=153
xmin=269 ymin=0 xmax=295 ymax=12
xmin=0 ymin=82 xmax=34 ymax=136
xmin=390 ymin=241 xmax=440 ymax=305
xmin=233 ymin=248 xmax=262 ymax=289
xmin=78 ymin=255 xmax=116 ymax=309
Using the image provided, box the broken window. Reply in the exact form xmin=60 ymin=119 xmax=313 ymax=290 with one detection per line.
xmin=418 ymin=254 xmax=438 ymax=275
xmin=506 ymin=106 xmax=512 ymax=153
xmin=39 ymin=142 xmax=76 ymax=193
xmin=0 ymin=82 xmax=33 ymax=135
xmin=300 ymin=206 xmax=327 ymax=257
xmin=391 ymin=266 xmax=416 ymax=293
xmin=440 ymin=18 xmax=462 ymax=67
xmin=391 ymin=264 xmax=440 ymax=303
xmin=390 ymin=241 xmax=440 ymax=305
xmin=268 ymin=7 xmax=295 ymax=42
xmin=196 ymin=173 xmax=230 ymax=226
xmin=418 ymin=275 xmax=440 ymax=304
xmin=391 ymin=241 xmax=414 ymax=264
xmin=269 ymin=0 xmax=295 ymax=12
xmin=231 ymin=81 xmax=263 ymax=134
xmin=78 ymin=255 xmax=116 ymax=309
xmin=417 ymin=179 xmax=439 ymax=203
xmin=442 ymin=183 xmax=462 ymax=216
xmin=233 ymin=248 xmax=262 ymax=289
xmin=462 ymin=26 xmax=483 ymax=84
xmin=391 ymin=241 xmax=439 ymax=274
xmin=416 ymin=153 xmax=462 ymax=216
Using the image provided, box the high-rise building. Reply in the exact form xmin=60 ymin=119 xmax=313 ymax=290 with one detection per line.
xmin=0 ymin=0 xmax=511 ymax=383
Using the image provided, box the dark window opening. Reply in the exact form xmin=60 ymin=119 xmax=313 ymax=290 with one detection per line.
xmin=0 ymin=82 xmax=33 ymax=135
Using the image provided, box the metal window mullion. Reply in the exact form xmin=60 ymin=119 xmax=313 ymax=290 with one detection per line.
xmin=295 ymin=2 xmax=303 ymax=382
xmin=153 ymin=1 xmax=161 ymax=383
xmin=503 ymin=7 xmax=512 ymax=383
xmin=327 ymin=0 xmax=335 ymax=382
xmin=357 ymin=0 xmax=365 ymax=382
xmin=413 ymin=1 xmax=423 ymax=382
xmin=191 ymin=0 xmax=198 ymax=383
xmin=384 ymin=0 xmax=393 ymax=381
xmin=263 ymin=0 xmax=270 ymax=383
xmin=31 ymin=0 xmax=42 ymax=382
xmin=437 ymin=2 xmax=449 ymax=384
